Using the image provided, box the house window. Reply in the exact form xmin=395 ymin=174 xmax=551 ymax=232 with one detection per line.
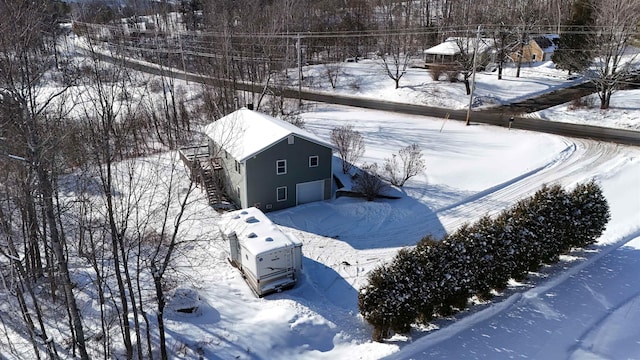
xmin=235 ymin=160 xmax=241 ymax=174
xmin=288 ymin=135 xmax=294 ymax=145
xmin=532 ymin=53 xmax=537 ymax=61
xmin=276 ymin=186 xmax=287 ymax=202
xmin=276 ymin=159 xmax=287 ymax=175
xmin=309 ymin=156 xmax=319 ymax=168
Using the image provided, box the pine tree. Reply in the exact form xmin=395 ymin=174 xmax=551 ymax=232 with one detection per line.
xmin=569 ymin=180 xmax=610 ymax=248
xmin=552 ymin=0 xmax=595 ymax=74
xmin=413 ymin=236 xmax=441 ymax=323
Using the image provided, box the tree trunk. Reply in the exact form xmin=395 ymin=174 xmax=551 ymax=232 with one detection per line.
xmin=153 ymin=271 xmax=168 ymax=360
xmin=104 ymin=167 xmax=134 ymax=359
xmin=600 ymin=90 xmax=611 ymax=109
xmin=35 ymin=165 xmax=89 ymax=360
xmin=463 ymin=79 xmax=471 ymax=95
xmin=25 ymin=104 xmax=89 ymax=359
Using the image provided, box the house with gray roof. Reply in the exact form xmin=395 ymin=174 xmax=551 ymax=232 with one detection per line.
xmin=203 ymin=108 xmax=334 ymax=212
xmin=510 ymin=34 xmax=559 ymax=63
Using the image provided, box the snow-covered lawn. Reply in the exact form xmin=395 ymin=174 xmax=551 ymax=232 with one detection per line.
xmin=5 ymin=49 xmax=639 ymax=359
xmin=299 ymin=59 xmax=584 ymax=111
xmin=121 ymin=58 xmax=640 ymax=359
xmin=152 ymin=103 xmax=639 ymax=359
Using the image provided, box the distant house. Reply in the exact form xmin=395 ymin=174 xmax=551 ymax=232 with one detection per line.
xmin=424 ymin=37 xmax=496 ymax=65
xmin=510 ymin=34 xmax=559 ymax=63
xmin=203 ymin=108 xmax=334 ymax=212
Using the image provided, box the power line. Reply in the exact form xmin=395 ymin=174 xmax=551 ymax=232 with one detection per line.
xmin=74 ymin=21 xmax=640 ymax=40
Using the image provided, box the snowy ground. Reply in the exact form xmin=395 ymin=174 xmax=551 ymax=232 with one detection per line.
xmin=154 ymin=59 xmax=640 ymax=359
xmin=297 ymin=57 xmax=640 ymax=131
xmin=5 ymin=48 xmax=639 ymax=358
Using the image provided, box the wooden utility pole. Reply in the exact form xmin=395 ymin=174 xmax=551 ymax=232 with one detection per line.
xmin=297 ymin=33 xmax=303 ymax=108
xmin=465 ymin=25 xmax=481 ymax=126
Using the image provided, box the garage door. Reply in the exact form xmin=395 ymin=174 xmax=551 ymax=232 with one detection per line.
xmin=296 ymin=180 xmax=324 ymax=205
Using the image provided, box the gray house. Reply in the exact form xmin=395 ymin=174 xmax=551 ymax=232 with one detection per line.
xmin=204 ymin=108 xmax=334 ymax=212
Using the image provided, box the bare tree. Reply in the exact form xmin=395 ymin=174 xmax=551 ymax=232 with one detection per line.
xmin=588 ymin=0 xmax=640 ymax=109
xmin=324 ymin=63 xmax=344 ymax=89
xmin=354 ymin=163 xmax=388 ymax=201
xmin=377 ymin=0 xmax=417 ymax=89
xmin=490 ymin=24 xmax=519 ymax=80
xmin=147 ymin=162 xmax=197 ymax=360
xmin=331 ymin=125 xmax=365 ymax=174
xmin=383 ymin=144 xmax=426 ymax=187
xmin=513 ymin=0 xmax=541 ymax=78
xmin=453 ymin=35 xmax=479 ymax=95
xmin=0 ymin=1 xmax=89 ymax=358
xmin=74 ymin=30 xmax=146 ymax=358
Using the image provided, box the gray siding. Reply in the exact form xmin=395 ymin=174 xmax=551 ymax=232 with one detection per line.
xmin=245 ymin=135 xmax=332 ymax=211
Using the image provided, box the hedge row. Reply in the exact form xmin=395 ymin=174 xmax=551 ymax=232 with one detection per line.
xmin=358 ymin=181 xmax=610 ymax=341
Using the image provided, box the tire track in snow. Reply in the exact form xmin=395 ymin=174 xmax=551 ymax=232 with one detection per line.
xmin=274 ymin=138 xmax=625 ymax=294
xmin=435 ymin=138 xmax=619 ymax=234
xmin=348 ymin=137 xmax=614 ymax=245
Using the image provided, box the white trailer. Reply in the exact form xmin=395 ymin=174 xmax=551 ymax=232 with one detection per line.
xmin=220 ymin=207 xmax=303 ymax=297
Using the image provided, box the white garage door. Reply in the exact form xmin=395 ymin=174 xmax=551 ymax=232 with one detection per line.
xmin=296 ymin=180 xmax=324 ymax=205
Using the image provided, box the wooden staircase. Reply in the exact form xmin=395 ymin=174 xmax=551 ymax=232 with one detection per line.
xmin=179 ymin=145 xmax=233 ymax=208
xmin=199 ymin=162 xmax=221 ymax=205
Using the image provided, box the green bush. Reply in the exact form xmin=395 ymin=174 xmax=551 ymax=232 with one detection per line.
xmin=359 ymin=181 xmax=610 ymax=340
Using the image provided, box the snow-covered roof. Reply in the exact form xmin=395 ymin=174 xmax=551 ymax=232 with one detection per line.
xmin=220 ymin=207 xmax=302 ymax=256
xmin=204 ymin=108 xmax=333 ymax=162
xmin=533 ymin=34 xmax=559 ymax=53
xmin=424 ymin=37 xmax=495 ymax=56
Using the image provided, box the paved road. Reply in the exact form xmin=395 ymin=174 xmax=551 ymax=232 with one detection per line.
xmin=87 ymin=50 xmax=640 ymax=147
xmin=491 ymin=81 xmax=597 ymax=114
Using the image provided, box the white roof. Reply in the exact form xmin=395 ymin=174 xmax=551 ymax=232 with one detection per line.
xmin=424 ymin=37 xmax=495 ymax=56
xmin=204 ymin=108 xmax=333 ymax=162
xmin=219 ymin=207 xmax=302 ymax=256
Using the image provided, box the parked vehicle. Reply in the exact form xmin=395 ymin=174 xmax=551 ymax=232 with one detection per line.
xmin=220 ymin=207 xmax=303 ymax=297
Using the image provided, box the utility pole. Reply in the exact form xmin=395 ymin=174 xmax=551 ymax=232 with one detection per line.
xmin=465 ymin=25 xmax=481 ymax=126
xmin=297 ymin=33 xmax=302 ymax=108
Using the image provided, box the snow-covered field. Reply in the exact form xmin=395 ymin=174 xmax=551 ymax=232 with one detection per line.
xmin=5 ymin=49 xmax=639 ymax=359
xmin=133 ymin=60 xmax=639 ymax=359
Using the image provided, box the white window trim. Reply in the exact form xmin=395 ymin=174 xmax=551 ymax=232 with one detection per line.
xmin=309 ymin=155 xmax=319 ymax=168
xmin=276 ymin=186 xmax=287 ymax=202
xmin=276 ymin=159 xmax=287 ymax=175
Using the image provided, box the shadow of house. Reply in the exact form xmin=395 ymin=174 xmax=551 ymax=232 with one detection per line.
xmin=268 ymin=189 xmax=447 ymax=250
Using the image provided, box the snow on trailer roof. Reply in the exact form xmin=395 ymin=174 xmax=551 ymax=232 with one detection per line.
xmin=220 ymin=207 xmax=302 ymax=256
xmin=204 ymin=108 xmax=334 ymax=162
